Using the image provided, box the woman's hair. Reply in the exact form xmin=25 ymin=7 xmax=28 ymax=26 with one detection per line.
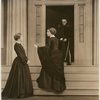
xmin=49 ymin=27 xmax=57 ymax=35
xmin=14 ymin=33 xmax=21 ymax=41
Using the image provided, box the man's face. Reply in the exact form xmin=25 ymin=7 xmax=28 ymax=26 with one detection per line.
xmin=62 ymin=19 xmax=67 ymax=26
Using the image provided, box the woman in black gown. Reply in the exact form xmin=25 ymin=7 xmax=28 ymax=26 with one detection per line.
xmin=35 ymin=27 xmax=66 ymax=93
xmin=2 ymin=33 xmax=33 ymax=98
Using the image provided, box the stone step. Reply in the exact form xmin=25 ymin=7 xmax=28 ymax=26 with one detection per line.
xmin=1 ymin=66 xmax=99 ymax=74
xmin=2 ymin=73 xmax=99 ymax=82
xmin=2 ymin=81 xmax=99 ymax=90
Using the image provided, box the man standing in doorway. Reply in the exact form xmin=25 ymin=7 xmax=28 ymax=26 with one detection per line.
xmin=57 ymin=19 xmax=71 ymax=65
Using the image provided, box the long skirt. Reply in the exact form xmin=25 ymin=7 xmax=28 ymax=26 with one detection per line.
xmin=37 ymin=47 xmax=66 ymax=93
xmin=2 ymin=57 xmax=33 ymax=98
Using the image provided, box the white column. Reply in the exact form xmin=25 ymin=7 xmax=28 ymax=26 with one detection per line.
xmin=41 ymin=2 xmax=46 ymax=46
xmin=1 ymin=0 xmax=4 ymax=48
xmin=20 ymin=0 xmax=27 ymax=52
xmin=94 ymin=0 xmax=99 ymax=65
xmin=6 ymin=0 xmax=12 ymax=65
xmin=6 ymin=0 xmax=27 ymax=65
xmin=74 ymin=2 xmax=79 ymax=65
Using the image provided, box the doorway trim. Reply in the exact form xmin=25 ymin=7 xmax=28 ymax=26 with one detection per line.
xmin=41 ymin=2 xmax=77 ymax=64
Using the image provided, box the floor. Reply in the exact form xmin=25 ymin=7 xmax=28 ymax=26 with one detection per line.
xmin=2 ymin=96 xmax=99 ymax=100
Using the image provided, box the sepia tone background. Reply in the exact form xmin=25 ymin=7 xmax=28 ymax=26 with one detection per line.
xmin=1 ymin=0 xmax=99 ymax=100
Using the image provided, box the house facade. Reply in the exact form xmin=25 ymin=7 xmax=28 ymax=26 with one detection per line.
xmin=1 ymin=0 xmax=99 ymax=96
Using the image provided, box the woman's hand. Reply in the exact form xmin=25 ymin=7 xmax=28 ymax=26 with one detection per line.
xmin=27 ymin=60 xmax=30 ymax=65
xmin=34 ymin=44 xmax=38 ymax=48
xmin=64 ymin=38 xmax=67 ymax=42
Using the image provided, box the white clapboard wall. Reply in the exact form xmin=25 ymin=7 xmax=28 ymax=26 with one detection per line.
xmin=2 ymin=65 xmax=99 ymax=95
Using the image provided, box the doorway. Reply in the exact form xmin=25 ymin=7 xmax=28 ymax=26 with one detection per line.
xmin=46 ymin=6 xmax=74 ymax=62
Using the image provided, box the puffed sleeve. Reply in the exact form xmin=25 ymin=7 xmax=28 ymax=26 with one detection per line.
xmin=14 ymin=43 xmax=28 ymax=64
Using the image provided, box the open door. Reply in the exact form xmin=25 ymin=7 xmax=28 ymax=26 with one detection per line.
xmin=46 ymin=6 xmax=74 ymax=62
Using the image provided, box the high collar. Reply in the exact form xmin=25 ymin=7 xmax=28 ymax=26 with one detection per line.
xmin=16 ymin=41 xmax=21 ymax=44
xmin=50 ymin=35 xmax=55 ymax=38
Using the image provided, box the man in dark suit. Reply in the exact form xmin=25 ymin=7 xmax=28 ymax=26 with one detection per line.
xmin=57 ymin=19 xmax=71 ymax=65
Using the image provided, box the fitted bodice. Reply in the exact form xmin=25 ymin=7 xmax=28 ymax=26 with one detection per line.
xmin=47 ymin=37 xmax=59 ymax=50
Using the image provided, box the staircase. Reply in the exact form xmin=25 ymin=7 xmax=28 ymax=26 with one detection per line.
xmin=1 ymin=64 xmax=99 ymax=95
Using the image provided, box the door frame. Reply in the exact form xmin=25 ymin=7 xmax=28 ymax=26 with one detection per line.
xmin=41 ymin=1 xmax=77 ymax=64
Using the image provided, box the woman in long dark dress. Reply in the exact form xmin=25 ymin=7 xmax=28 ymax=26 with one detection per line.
xmin=2 ymin=33 xmax=33 ymax=98
xmin=34 ymin=27 xmax=66 ymax=93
